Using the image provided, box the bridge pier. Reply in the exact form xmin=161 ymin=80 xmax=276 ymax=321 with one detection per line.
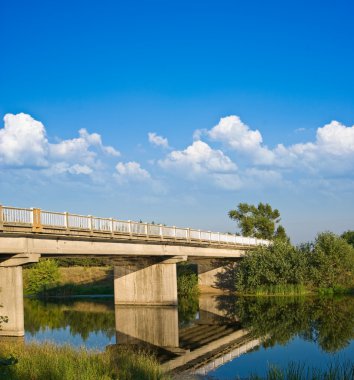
xmin=0 ymin=267 xmax=24 ymax=337
xmin=0 ymin=254 xmax=40 ymax=337
xmin=193 ymin=259 xmax=237 ymax=291
xmin=113 ymin=256 xmax=186 ymax=306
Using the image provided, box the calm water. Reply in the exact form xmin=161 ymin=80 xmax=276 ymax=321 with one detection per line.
xmin=4 ymin=295 xmax=354 ymax=378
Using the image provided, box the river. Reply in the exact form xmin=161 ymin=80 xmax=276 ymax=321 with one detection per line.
xmin=2 ymin=294 xmax=354 ymax=378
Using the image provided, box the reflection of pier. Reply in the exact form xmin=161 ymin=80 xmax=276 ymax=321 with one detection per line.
xmin=114 ymin=295 xmax=262 ymax=374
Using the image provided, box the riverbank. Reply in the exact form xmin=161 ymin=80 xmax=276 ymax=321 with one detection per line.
xmin=23 ymin=266 xmax=114 ymax=297
xmin=0 ymin=341 xmax=167 ymax=380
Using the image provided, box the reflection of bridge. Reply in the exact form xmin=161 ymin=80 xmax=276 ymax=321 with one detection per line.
xmin=0 ymin=205 xmax=268 ymax=337
xmin=113 ymin=295 xmax=263 ymax=374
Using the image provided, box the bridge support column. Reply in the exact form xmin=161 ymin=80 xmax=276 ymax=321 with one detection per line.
xmin=193 ymin=259 xmax=237 ymax=291
xmin=114 ymin=256 xmax=186 ymax=306
xmin=0 ymin=267 xmax=24 ymax=336
xmin=0 ymin=254 xmax=40 ymax=337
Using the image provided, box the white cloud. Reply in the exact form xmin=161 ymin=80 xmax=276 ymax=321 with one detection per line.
xmin=0 ymin=113 xmax=48 ymax=166
xmin=159 ymin=140 xmax=237 ymax=174
xmin=272 ymin=121 xmax=354 ymax=173
xmin=207 ymin=115 xmax=275 ymax=164
xmin=115 ymin=161 xmax=151 ymax=183
xmin=316 ymin=120 xmax=354 ymax=156
xmin=148 ymin=132 xmax=169 ymax=148
xmin=204 ymin=116 xmax=354 ymax=174
xmin=0 ymin=113 xmax=120 ymax=176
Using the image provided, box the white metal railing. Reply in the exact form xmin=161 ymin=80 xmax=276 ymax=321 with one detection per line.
xmin=0 ymin=205 xmax=270 ymax=247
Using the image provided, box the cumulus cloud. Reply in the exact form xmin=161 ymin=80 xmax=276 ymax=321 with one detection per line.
xmin=159 ymin=140 xmax=237 ymax=174
xmin=204 ymin=116 xmax=354 ymax=174
xmin=272 ymin=121 xmax=354 ymax=173
xmin=0 ymin=113 xmax=48 ymax=166
xmin=207 ymin=115 xmax=275 ymax=164
xmin=148 ymin=132 xmax=169 ymax=148
xmin=0 ymin=113 xmax=120 ymax=176
xmin=114 ymin=161 xmax=151 ymax=184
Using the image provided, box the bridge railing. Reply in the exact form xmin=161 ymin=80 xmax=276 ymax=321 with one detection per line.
xmin=0 ymin=205 xmax=270 ymax=247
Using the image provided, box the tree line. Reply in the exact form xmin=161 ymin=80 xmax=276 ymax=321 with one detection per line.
xmin=228 ymin=202 xmax=354 ymax=294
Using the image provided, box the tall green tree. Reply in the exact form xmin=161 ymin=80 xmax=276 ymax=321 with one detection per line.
xmin=228 ymin=202 xmax=287 ymax=240
xmin=341 ymin=230 xmax=354 ymax=248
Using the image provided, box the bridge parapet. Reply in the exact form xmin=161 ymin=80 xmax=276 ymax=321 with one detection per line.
xmin=0 ymin=205 xmax=270 ymax=248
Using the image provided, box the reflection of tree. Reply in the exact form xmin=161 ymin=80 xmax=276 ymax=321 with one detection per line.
xmin=214 ymin=295 xmax=354 ymax=353
xmin=24 ymin=299 xmax=116 ymax=341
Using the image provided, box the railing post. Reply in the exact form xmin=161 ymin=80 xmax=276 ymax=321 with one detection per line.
xmin=199 ymin=229 xmax=201 ymax=241
xmin=173 ymin=226 xmax=176 ymax=240
xmin=218 ymin=232 xmax=220 ymax=243
xmin=145 ymin=223 xmax=149 ymax=238
xmin=209 ymin=231 xmax=211 ymax=242
xmin=0 ymin=205 xmax=3 ymax=231
xmin=187 ymin=228 xmax=191 ymax=242
xmin=88 ymin=215 xmax=93 ymax=234
xmin=32 ymin=208 xmax=43 ymax=232
xmin=110 ymin=218 xmax=114 ymax=237
xmin=159 ymin=224 xmax=163 ymax=241
xmin=64 ymin=212 xmax=70 ymax=233
xmin=128 ymin=220 xmax=132 ymax=237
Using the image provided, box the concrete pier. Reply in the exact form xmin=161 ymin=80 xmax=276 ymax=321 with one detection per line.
xmin=0 ymin=266 xmax=24 ymax=336
xmin=114 ymin=257 xmax=185 ymax=306
xmin=196 ymin=259 xmax=237 ymax=291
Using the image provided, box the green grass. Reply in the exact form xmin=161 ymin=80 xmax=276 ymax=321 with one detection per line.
xmin=23 ymin=266 xmax=114 ymax=297
xmin=249 ymin=362 xmax=354 ymax=380
xmin=241 ymin=284 xmax=310 ymax=296
xmin=0 ymin=342 xmax=167 ymax=380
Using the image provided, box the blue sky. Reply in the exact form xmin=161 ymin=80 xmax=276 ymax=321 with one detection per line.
xmin=1 ymin=0 xmax=354 ymax=242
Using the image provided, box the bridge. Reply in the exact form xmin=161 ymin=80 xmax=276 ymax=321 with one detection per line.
xmin=0 ymin=205 xmax=268 ymax=337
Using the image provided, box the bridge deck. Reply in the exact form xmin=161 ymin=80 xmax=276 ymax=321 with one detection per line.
xmin=0 ymin=205 xmax=269 ymax=251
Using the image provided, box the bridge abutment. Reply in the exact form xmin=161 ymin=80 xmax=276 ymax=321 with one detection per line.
xmin=113 ymin=256 xmax=186 ymax=306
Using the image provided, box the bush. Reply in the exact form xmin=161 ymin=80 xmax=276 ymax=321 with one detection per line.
xmin=23 ymin=260 xmax=60 ymax=295
xmin=235 ymin=240 xmax=308 ymax=293
xmin=234 ymin=232 xmax=354 ymax=294
xmin=307 ymin=232 xmax=354 ymax=289
xmin=177 ymin=263 xmax=199 ymax=297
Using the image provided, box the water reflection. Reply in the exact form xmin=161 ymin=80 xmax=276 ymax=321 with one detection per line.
xmin=24 ymin=298 xmax=116 ymax=342
xmin=1 ymin=294 xmax=353 ymax=376
xmin=222 ymin=296 xmax=354 ymax=353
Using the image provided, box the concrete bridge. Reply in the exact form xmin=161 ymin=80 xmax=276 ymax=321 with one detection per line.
xmin=0 ymin=205 xmax=268 ymax=336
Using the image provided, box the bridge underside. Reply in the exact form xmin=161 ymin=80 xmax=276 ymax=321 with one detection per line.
xmin=0 ymin=234 xmax=243 ymax=337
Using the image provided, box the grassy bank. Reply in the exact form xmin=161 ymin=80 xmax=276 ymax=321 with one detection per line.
xmin=249 ymin=362 xmax=354 ymax=380
xmin=0 ymin=342 xmax=166 ymax=380
xmin=23 ymin=265 xmax=114 ymax=297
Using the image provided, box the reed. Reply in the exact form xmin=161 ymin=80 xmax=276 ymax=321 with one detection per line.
xmin=249 ymin=362 xmax=354 ymax=380
xmin=0 ymin=341 xmax=167 ymax=380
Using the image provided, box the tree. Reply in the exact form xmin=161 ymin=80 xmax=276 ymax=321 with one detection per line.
xmin=228 ymin=202 xmax=287 ymax=240
xmin=308 ymin=232 xmax=354 ymax=289
xmin=341 ymin=230 xmax=354 ymax=248
xmin=234 ymin=240 xmax=307 ymax=292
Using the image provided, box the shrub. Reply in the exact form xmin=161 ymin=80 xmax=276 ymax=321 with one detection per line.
xmin=177 ymin=263 xmax=199 ymax=297
xmin=23 ymin=260 xmax=60 ymax=295
xmin=308 ymin=232 xmax=354 ymax=289
xmin=235 ymin=240 xmax=307 ymax=293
